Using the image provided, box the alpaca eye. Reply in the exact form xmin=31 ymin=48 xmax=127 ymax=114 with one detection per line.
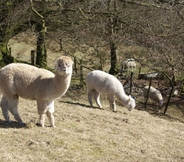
xmin=65 ymin=63 xmax=69 ymax=67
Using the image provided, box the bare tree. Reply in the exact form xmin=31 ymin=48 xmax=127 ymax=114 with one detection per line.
xmin=0 ymin=0 xmax=30 ymax=65
xmin=1 ymin=0 xmax=183 ymax=80
xmin=126 ymin=0 xmax=184 ymax=81
xmin=30 ymin=0 xmax=47 ymax=67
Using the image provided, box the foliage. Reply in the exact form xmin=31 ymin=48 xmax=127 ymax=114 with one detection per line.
xmin=0 ymin=0 xmax=184 ymax=78
xmin=0 ymin=0 xmax=30 ymax=64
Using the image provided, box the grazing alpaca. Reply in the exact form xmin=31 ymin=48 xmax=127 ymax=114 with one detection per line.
xmin=0 ymin=56 xmax=73 ymax=127
xmin=86 ymin=70 xmax=136 ymax=112
xmin=143 ymin=86 xmax=163 ymax=107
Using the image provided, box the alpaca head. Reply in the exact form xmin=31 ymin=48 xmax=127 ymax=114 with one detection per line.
xmin=55 ymin=56 xmax=73 ymax=76
xmin=159 ymin=100 xmax=163 ymax=107
xmin=125 ymin=95 xmax=136 ymax=111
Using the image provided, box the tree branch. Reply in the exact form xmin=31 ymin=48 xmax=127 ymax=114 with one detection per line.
xmin=79 ymin=8 xmax=89 ymax=20
xmin=30 ymin=0 xmax=44 ymax=19
xmin=120 ymin=0 xmax=162 ymax=8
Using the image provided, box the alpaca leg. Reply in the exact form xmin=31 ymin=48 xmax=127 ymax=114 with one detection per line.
xmin=46 ymin=101 xmax=55 ymax=128
xmin=107 ymin=95 xmax=116 ymax=112
xmin=46 ymin=111 xmax=55 ymax=128
xmin=94 ymin=91 xmax=102 ymax=108
xmin=144 ymin=97 xmax=146 ymax=104
xmin=144 ymin=97 xmax=150 ymax=104
xmin=5 ymin=95 xmax=23 ymax=124
xmin=39 ymin=114 xmax=46 ymax=127
xmin=88 ymin=90 xmax=94 ymax=107
xmin=1 ymin=95 xmax=11 ymax=123
xmin=37 ymin=101 xmax=47 ymax=127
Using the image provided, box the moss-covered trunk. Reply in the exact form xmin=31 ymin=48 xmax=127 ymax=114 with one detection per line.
xmin=0 ymin=41 xmax=14 ymax=66
xmin=108 ymin=1 xmax=118 ymax=75
xmin=30 ymin=0 xmax=47 ymax=68
xmin=36 ymin=23 xmax=47 ymax=67
xmin=109 ymin=41 xmax=117 ymax=75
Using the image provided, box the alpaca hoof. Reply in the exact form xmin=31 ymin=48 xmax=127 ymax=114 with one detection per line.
xmin=35 ymin=123 xmax=44 ymax=127
xmin=19 ymin=121 xmax=26 ymax=126
xmin=6 ymin=120 xmax=12 ymax=123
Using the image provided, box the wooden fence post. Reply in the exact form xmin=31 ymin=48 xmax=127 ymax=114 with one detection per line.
xmin=129 ymin=72 xmax=133 ymax=95
xmin=138 ymin=67 xmax=141 ymax=75
xmin=31 ymin=50 xmax=35 ymax=65
xmin=59 ymin=38 xmax=63 ymax=51
xmin=9 ymin=47 xmax=11 ymax=56
xmin=145 ymin=78 xmax=152 ymax=108
xmin=74 ymin=57 xmax=77 ymax=74
xmin=164 ymin=76 xmax=175 ymax=114
xmin=79 ymin=59 xmax=84 ymax=87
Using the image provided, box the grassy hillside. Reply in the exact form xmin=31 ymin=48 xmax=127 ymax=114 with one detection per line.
xmin=1 ymin=35 xmax=183 ymax=162
xmin=0 ymin=93 xmax=183 ymax=162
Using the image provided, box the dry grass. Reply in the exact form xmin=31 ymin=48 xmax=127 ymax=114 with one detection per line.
xmin=2 ymin=35 xmax=183 ymax=162
xmin=0 ymin=90 xmax=183 ymax=162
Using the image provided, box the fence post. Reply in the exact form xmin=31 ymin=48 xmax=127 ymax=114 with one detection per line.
xmin=79 ymin=59 xmax=84 ymax=87
xmin=138 ymin=67 xmax=141 ymax=75
xmin=164 ymin=76 xmax=175 ymax=114
xmin=145 ymin=78 xmax=152 ymax=108
xmin=59 ymin=38 xmax=63 ymax=51
xmin=31 ymin=50 xmax=35 ymax=65
xmin=9 ymin=47 xmax=11 ymax=56
xmin=129 ymin=72 xmax=133 ymax=95
xmin=74 ymin=57 xmax=77 ymax=74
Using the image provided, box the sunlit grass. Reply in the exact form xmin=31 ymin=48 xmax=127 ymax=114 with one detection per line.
xmin=1 ymin=34 xmax=183 ymax=162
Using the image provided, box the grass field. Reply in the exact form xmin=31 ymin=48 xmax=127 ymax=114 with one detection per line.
xmin=1 ymin=36 xmax=183 ymax=162
xmin=0 ymin=88 xmax=184 ymax=162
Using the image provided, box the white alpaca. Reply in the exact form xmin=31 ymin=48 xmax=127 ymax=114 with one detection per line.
xmin=143 ymin=86 xmax=163 ymax=107
xmin=0 ymin=56 xmax=73 ymax=127
xmin=86 ymin=70 xmax=136 ymax=111
xmin=120 ymin=58 xmax=136 ymax=73
xmin=167 ymin=87 xmax=179 ymax=96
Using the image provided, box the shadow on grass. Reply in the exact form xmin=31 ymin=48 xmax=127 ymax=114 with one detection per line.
xmin=60 ymin=100 xmax=104 ymax=110
xmin=0 ymin=119 xmax=27 ymax=129
xmin=136 ymin=101 xmax=184 ymax=124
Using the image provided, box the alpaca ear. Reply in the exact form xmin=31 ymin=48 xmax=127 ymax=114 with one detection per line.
xmin=54 ymin=59 xmax=59 ymax=71
xmin=127 ymin=96 xmax=131 ymax=102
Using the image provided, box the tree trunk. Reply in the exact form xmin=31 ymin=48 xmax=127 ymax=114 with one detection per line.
xmin=30 ymin=0 xmax=47 ymax=67
xmin=36 ymin=23 xmax=47 ymax=67
xmin=0 ymin=42 xmax=14 ymax=66
xmin=109 ymin=41 xmax=117 ymax=75
xmin=108 ymin=1 xmax=118 ymax=75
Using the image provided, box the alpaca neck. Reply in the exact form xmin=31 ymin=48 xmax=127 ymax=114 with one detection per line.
xmin=115 ymin=89 xmax=129 ymax=106
xmin=53 ymin=73 xmax=72 ymax=97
